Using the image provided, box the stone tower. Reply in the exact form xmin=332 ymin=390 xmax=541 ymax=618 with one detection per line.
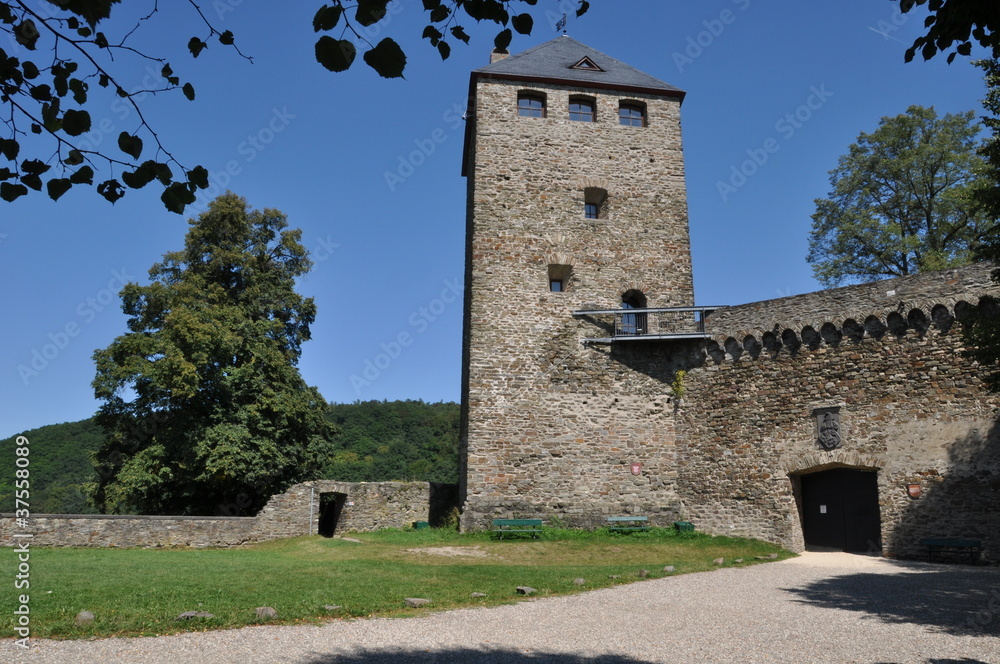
xmin=459 ymin=37 xmax=695 ymax=528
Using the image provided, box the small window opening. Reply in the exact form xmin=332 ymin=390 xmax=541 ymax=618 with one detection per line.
xmin=548 ymin=264 xmax=572 ymax=292
xmin=518 ymin=92 xmax=546 ymax=118
xmin=584 ymin=186 xmax=607 ymax=219
xmin=570 ymin=56 xmax=604 ymax=71
xmin=569 ymin=96 xmax=595 ymax=122
xmin=619 ymin=102 xmax=646 ymax=127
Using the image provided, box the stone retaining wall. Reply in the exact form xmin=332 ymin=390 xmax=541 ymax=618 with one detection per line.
xmin=0 ymin=480 xmax=449 ymax=548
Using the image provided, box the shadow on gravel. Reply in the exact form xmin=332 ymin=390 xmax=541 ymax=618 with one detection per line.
xmin=299 ymin=650 xmax=654 ymax=664
xmin=783 ymin=560 xmax=1000 ymax=636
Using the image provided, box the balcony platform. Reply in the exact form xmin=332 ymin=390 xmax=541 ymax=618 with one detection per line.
xmin=573 ymin=306 xmax=725 ymax=344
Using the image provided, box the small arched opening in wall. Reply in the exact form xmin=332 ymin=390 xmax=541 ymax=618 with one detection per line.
xmin=786 ymin=459 xmax=883 ymax=554
xmin=317 ymin=492 xmax=348 ymax=537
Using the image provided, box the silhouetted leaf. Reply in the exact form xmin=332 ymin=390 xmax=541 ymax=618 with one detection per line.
xmin=188 ymin=37 xmax=207 ymax=58
xmin=0 ymin=138 xmax=19 ymax=161
xmin=219 ymin=30 xmax=234 ymax=45
xmin=182 ymin=83 xmax=195 ymax=101
xmin=69 ymin=78 xmax=87 ymax=104
xmin=62 ymin=109 xmax=91 ymax=136
xmin=20 ymin=159 xmax=50 ymax=175
xmin=312 ymin=4 xmax=343 ymax=32
xmin=97 ymin=178 xmax=124 ymax=203
xmin=70 ymin=166 xmax=94 ymax=185
xmin=0 ymin=182 xmax=28 ymax=202
xmin=122 ymin=165 xmax=156 ymax=189
xmin=188 ymin=166 xmax=209 ymax=189
xmin=47 ymin=178 xmax=72 ymax=200
xmin=315 ymin=36 xmax=356 ymax=72
xmin=494 ymin=28 xmax=512 ymax=52
xmin=16 ymin=20 xmax=39 ymax=50
xmin=161 ymin=182 xmax=196 ymax=214
xmin=356 ymin=0 xmax=390 ymax=27
xmin=363 ymin=38 xmax=406 ymax=79
xmin=22 ymin=174 xmax=42 ymax=191
xmin=65 ymin=149 xmax=84 ymax=166
xmin=576 ymin=0 xmax=590 ymax=17
xmin=118 ymin=132 xmax=142 ymax=160
xmin=451 ymin=26 xmax=470 ymax=44
xmin=30 ymin=84 xmax=52 ymax=101
xmin=437 ymin=41 xmax=451 ymax=60
xmin=512 ymin=13 xmax=533 ymax=35
xmin=22 ymin=61 xmax=39 ymax=79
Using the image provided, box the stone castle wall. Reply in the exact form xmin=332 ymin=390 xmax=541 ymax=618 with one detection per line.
xmin=461 ymin=76 xmax=694 ymax=528
xmin=0 ymin=481 xmax=439 ymax=548
xmin=593 ymin=265 xmax=1000 ymax=558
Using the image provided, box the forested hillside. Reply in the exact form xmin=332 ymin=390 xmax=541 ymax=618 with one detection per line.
xmin=0 ymin=400 xmax=460 ymax=513
xmin=0 ymin=419 xmax=104 ymax=514
xmin=322 ymin=400 xmax=460 ymax=484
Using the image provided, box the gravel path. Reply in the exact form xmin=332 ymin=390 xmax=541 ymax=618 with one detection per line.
xmin=5 ymin=553 xmax=999 ymax=664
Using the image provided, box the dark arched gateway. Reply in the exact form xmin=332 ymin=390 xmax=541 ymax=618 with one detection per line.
xmin=799 ymin=468 xmax=882 ymax=553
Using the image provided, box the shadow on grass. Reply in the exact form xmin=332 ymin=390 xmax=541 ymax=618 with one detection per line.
xmin=783 ymin=558 xmax=1000 ymax=636
xmin=300 ymin=650 xmax=653 ymax=664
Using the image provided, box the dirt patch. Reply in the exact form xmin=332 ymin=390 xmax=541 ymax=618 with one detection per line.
xmin=403 ymin=546 xmax=494 ymax=558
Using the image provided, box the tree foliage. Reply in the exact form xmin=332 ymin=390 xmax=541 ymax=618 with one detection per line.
xmin=0 ymin=419 xmax=104 ymax=514
xmin=90 ymin=193 xmax=334 ymax=516
xmin=898 ymin=0 xmax=1000 ymax=63
xmin=0 ymin=0 xmax=588 ymax=212
xmin=963 ymin=58 xmax=1000 ymax=391
xmin=322 ymin=400 xmax=460 ymax=484
xmin=807 ymin=104 xmax=995 ymax=287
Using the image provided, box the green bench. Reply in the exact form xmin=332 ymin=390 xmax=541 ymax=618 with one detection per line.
xmin=920 ymin=537 xmax=982 ymax=564
xmin=606 ymin=516 xmax=649 ymax=532
xmin=492 ymin=518 xmax=542 ymax=539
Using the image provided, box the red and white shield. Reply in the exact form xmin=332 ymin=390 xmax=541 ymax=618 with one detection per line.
xmin=907 ymin=483 xmax=922 ymax=498
xmin=630 ymin=462 xmax=642 ymax=476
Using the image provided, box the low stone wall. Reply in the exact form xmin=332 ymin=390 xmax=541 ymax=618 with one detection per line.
xmin=0 ymin=480 xmax=451 ymax=548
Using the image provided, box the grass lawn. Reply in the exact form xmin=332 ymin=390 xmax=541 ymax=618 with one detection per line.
xmin=2 ymin=527 xmax=793 ymax=639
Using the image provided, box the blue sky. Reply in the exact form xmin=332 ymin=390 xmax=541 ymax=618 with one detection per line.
xmin=0 ymin=0 xmax=992 ymax=438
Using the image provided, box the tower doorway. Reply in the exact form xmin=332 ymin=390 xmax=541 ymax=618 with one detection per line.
xmin=799 ymin=468 xmax=881 ymax=553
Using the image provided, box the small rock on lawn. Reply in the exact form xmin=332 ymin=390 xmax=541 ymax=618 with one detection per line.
xmin=323 ymin=605 xmax=341 ymax=611
xmin=75 ymin=611 xmax=94 ymax=625
xmin=470 ymin=592 xmax=488 ymax=598
xmin=663 ymin=566 xmax=675 ymax=573
xmin=404 ymin=598 xmax=432 ymax=608
xmin=255 ymin=607 xmax=278 ymax=619
xmin=638 ymin=569 xmax=650 ymax=578
xmin=177 ymin=611 xmax=214 ymax=620
xmin=516 ymin=586 xmax=537 ymax=596
xmin=713 ymin=558 xmax=725 ymax=565
xmin=573 ymin=578 xmax=586 ymax=586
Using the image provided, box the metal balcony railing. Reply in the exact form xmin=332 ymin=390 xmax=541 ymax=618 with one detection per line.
xmin=572 ymin=306 xmax=724 ymax=343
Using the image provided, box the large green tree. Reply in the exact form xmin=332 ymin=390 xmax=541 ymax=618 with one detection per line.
xmin=0 ymin=0 xmax=588 ymax=212
xmin=963 ymin=58 xmax=1000 ymax=391
xmin=807 ymin=104 xmax=995 ymax=287
xmin=90 ymin=192 xmax=333 ymax=515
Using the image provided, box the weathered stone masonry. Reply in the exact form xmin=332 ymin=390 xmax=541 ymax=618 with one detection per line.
xmin=0 ymin=481 xmax=434 ymax=548
xmin=459 ymin=37 xmax=1000 ymax=560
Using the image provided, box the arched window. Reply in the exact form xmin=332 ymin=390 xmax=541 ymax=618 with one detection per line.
xmin=619 ymin=101 xmax=646 ymax=127
xmin=569 ymin=96 xmax=596 ymax=122
xmin=620 ymin=290 xmax=647 ymax=335
xmin=517 ymin=92 xmax=546 ymax=118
